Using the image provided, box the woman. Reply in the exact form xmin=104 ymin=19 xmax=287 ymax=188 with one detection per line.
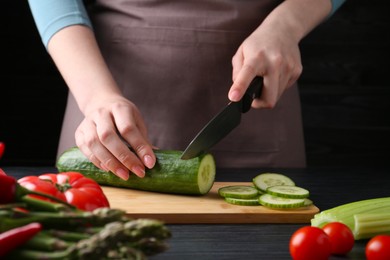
xmin=27 ymin=0 xmax=345 ymax=180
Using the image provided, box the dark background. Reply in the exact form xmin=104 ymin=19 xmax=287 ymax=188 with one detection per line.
xmin=0 ymin=1 xmax=389 ymax=167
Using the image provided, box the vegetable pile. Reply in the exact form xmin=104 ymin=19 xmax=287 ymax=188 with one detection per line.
xmin=0 ymin=169 xmax=171 ymax=259
xmin=311 ymin=197 xmax=390 ymax=240
xmin=290 ymin=197 xmax=390 ymax=260
xmin=218 ymin=172 xmax=313 ymax=209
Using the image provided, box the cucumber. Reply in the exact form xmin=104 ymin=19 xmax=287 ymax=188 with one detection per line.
xmin=258 ymin=194 xmax=305 ymax=209
xmin=303 ymin=198 xmax=313 ymax=207
xmin=253 ymin=173 xmax=295 ymax=192
xmin=224 ymin=197 xmax=260 ymax=206
xmin=266 ymin=185 xmax=309 ymax=199
xmin=218 ymin=185 xmax=259 ymax=199
xmin=56 ymin=147 xmax=216 ymax=195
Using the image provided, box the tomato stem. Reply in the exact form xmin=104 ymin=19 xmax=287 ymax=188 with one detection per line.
xmin=15 ymin=183 xmax=76 ymax=210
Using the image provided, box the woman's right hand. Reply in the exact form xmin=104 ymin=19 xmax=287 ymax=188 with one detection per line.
xmin=75 ymin=95 xmax=156 ymax=180
xmin=44 ymin=25 xmax=156 ymax=180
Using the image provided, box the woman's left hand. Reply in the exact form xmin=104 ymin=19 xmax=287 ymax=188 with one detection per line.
xmin=229 ymin=22 xmax=302 ymax=109
xmin=228 ymin=0 xmax=332 ymax=109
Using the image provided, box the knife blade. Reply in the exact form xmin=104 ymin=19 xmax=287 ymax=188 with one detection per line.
xmin=180 ymin=76 xmax=263 ymax=160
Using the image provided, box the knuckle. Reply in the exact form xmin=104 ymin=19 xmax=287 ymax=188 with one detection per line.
xmin=98 ymin=129 xmax=117 ymax=144
xmin=241 ymin=63 xmax=257 ymax=76
xmin=102 ymin=157 xmax=116 ymax=170
xmin=269 ymin=53 xmax=283 ymax=68
xmin=83 ymin=136 xmax=99 ymax=147
xmin=295 ymin=64 xmax=303 ymax=77
xmin=116 ymin=151 xmax=132 ymax=163
xmin=133 ymin=144 xmax=149 ymax=155
xmin=88 ymin=154 xmax=101 ymax=167
xmin=120 ymin=123 xmax=137 ymax=137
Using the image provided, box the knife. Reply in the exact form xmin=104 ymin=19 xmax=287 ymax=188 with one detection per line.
xmin=180 ymin=76 xmax=263 ymax=160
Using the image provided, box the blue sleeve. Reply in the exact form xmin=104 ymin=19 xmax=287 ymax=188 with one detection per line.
xmin=329 ymin=0 xmax=347 ymax=17
xmin=27 ymin=0 xmax=92 ymax=49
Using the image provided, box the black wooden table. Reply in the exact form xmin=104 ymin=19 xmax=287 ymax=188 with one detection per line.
xmin=3 ymin=166 xmax=390 ymax=260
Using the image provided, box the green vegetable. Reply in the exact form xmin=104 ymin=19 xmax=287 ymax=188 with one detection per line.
xmin=56 ymin=147 xmax=216 ymax=195
xmin=303 ymin=198 xmax=313 ymax=207
xmin=354 ymin=212 xmax=390 ymax=240
xmin=224 ymin=197 xmax=260 ymax=206
xmin=1 ymin=205 xmax=171 ymax=259
xmin=218 ymin=173 xmax=314 ymax=209
xmin=218 ymin=185 xmax=259 ymax=199
xmin=258 ymin=194 xmax=305 ymax=209
xmin=311 ymin=197 xmax=390 ymax=240
xmin=9 ymin=219 xmax=171 ymax=259
xmin=266 ymin=185 xmax=309 ymax=199
xmin=252 ymin=173 xmax=295 ymax=192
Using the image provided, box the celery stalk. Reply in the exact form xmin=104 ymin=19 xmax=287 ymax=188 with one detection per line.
xmin=311 ymin=197 xmax=390 ymax=240
xmin=354 ymin=212 xmax=390 ymax=240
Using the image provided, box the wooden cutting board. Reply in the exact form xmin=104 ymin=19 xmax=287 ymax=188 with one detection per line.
xmin=102 ymin=182 xmax=320 ymax=224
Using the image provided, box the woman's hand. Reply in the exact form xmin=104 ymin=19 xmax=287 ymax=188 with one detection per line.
xmin=229 ymin=25 xmax=302 ymax=109
xmin=46 ymin=25 xmax=157 ymax=180
xmin=228 ymin=0 xmax=332 ymax=108
xmin=75 ymin=95 xmax=156 ymax=180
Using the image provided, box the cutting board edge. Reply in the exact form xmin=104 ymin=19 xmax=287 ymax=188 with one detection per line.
xmin=124 ymin=205 xmax=320 ymax=224
xmin=126 ymin=209 xmax=319 ymax=224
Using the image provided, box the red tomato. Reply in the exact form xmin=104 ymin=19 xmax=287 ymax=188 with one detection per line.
xmin=322 ymin=222 xmax=355 ymax=255
xmin=290 ymin=226 xmax=332 ymax=260
xmin=18 ymin=171 xmax=110 ymax=211
xmin=366 ymin=235 xmax=390 ymax=260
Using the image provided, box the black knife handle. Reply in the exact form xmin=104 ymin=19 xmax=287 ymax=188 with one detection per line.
xmin=242 ymin=76 xmax=263 ymax=113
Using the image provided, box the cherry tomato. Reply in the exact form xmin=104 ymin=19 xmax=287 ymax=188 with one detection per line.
xmin=290 ymin=226 xmax=332 ymax=260
xmin=18 ymin=171 xmax=110 ymax=211
xmin=322 ymin=222 xmax=355 ymax=255
xmin=366 ymin=235 xmax=390 ymax=260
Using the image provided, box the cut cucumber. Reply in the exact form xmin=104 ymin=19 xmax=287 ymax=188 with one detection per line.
xmin=218 ymin=185 xmax=259 ymax=199
xmin=56 ymin=147 xmax=216 ymax=195
xmin=303 ymin=198 xmax=313 ymax=207
xmin=224 ymin=197 xmax=260 ymax=206
xmin=253 ymin=173 xmax=295 ymax=192
xmin=266 ymin=185 xmax=309 ymax=199
xmin=259 ymin=194 xmax=305 ymax=209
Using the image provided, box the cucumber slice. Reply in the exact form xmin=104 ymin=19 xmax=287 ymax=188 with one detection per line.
xmin=253 ymin=173 xmax=295 ymax=192
xmin=259 ymin=194 xmax=305 ymax=209
xmin=303 ymin=198 xmax=313 ymax=207
xmin=225 ymin=197 xmax=260 ymax=206
xmin=218 ymin=185 xmax=259 ymax=199
xmin=266 ymin=185 xmax=309 ymax=199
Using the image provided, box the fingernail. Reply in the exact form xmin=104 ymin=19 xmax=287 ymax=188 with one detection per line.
xmin=131 ymin=165 xmax=145 ymax=178
xmin=116 ymin=168 xmax=129 ymax=181
xmin=229 ymin=90 xmax=240 ymax=102
xmin=144 ymin=154 xmax=155 ymax=169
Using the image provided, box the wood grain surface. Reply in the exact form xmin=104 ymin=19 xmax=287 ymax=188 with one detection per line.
xmin=102 ymin=182 xmax=319 ymax=224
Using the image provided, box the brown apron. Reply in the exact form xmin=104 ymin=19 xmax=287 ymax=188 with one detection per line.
xmin=58 ymin=0 xmax=306 ymax=168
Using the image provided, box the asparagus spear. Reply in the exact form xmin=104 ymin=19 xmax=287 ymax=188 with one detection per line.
xmin=0 ymin=207 xmax=127 ymax=232
xmin=9 ymin=218 xmax=171 ymax=259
